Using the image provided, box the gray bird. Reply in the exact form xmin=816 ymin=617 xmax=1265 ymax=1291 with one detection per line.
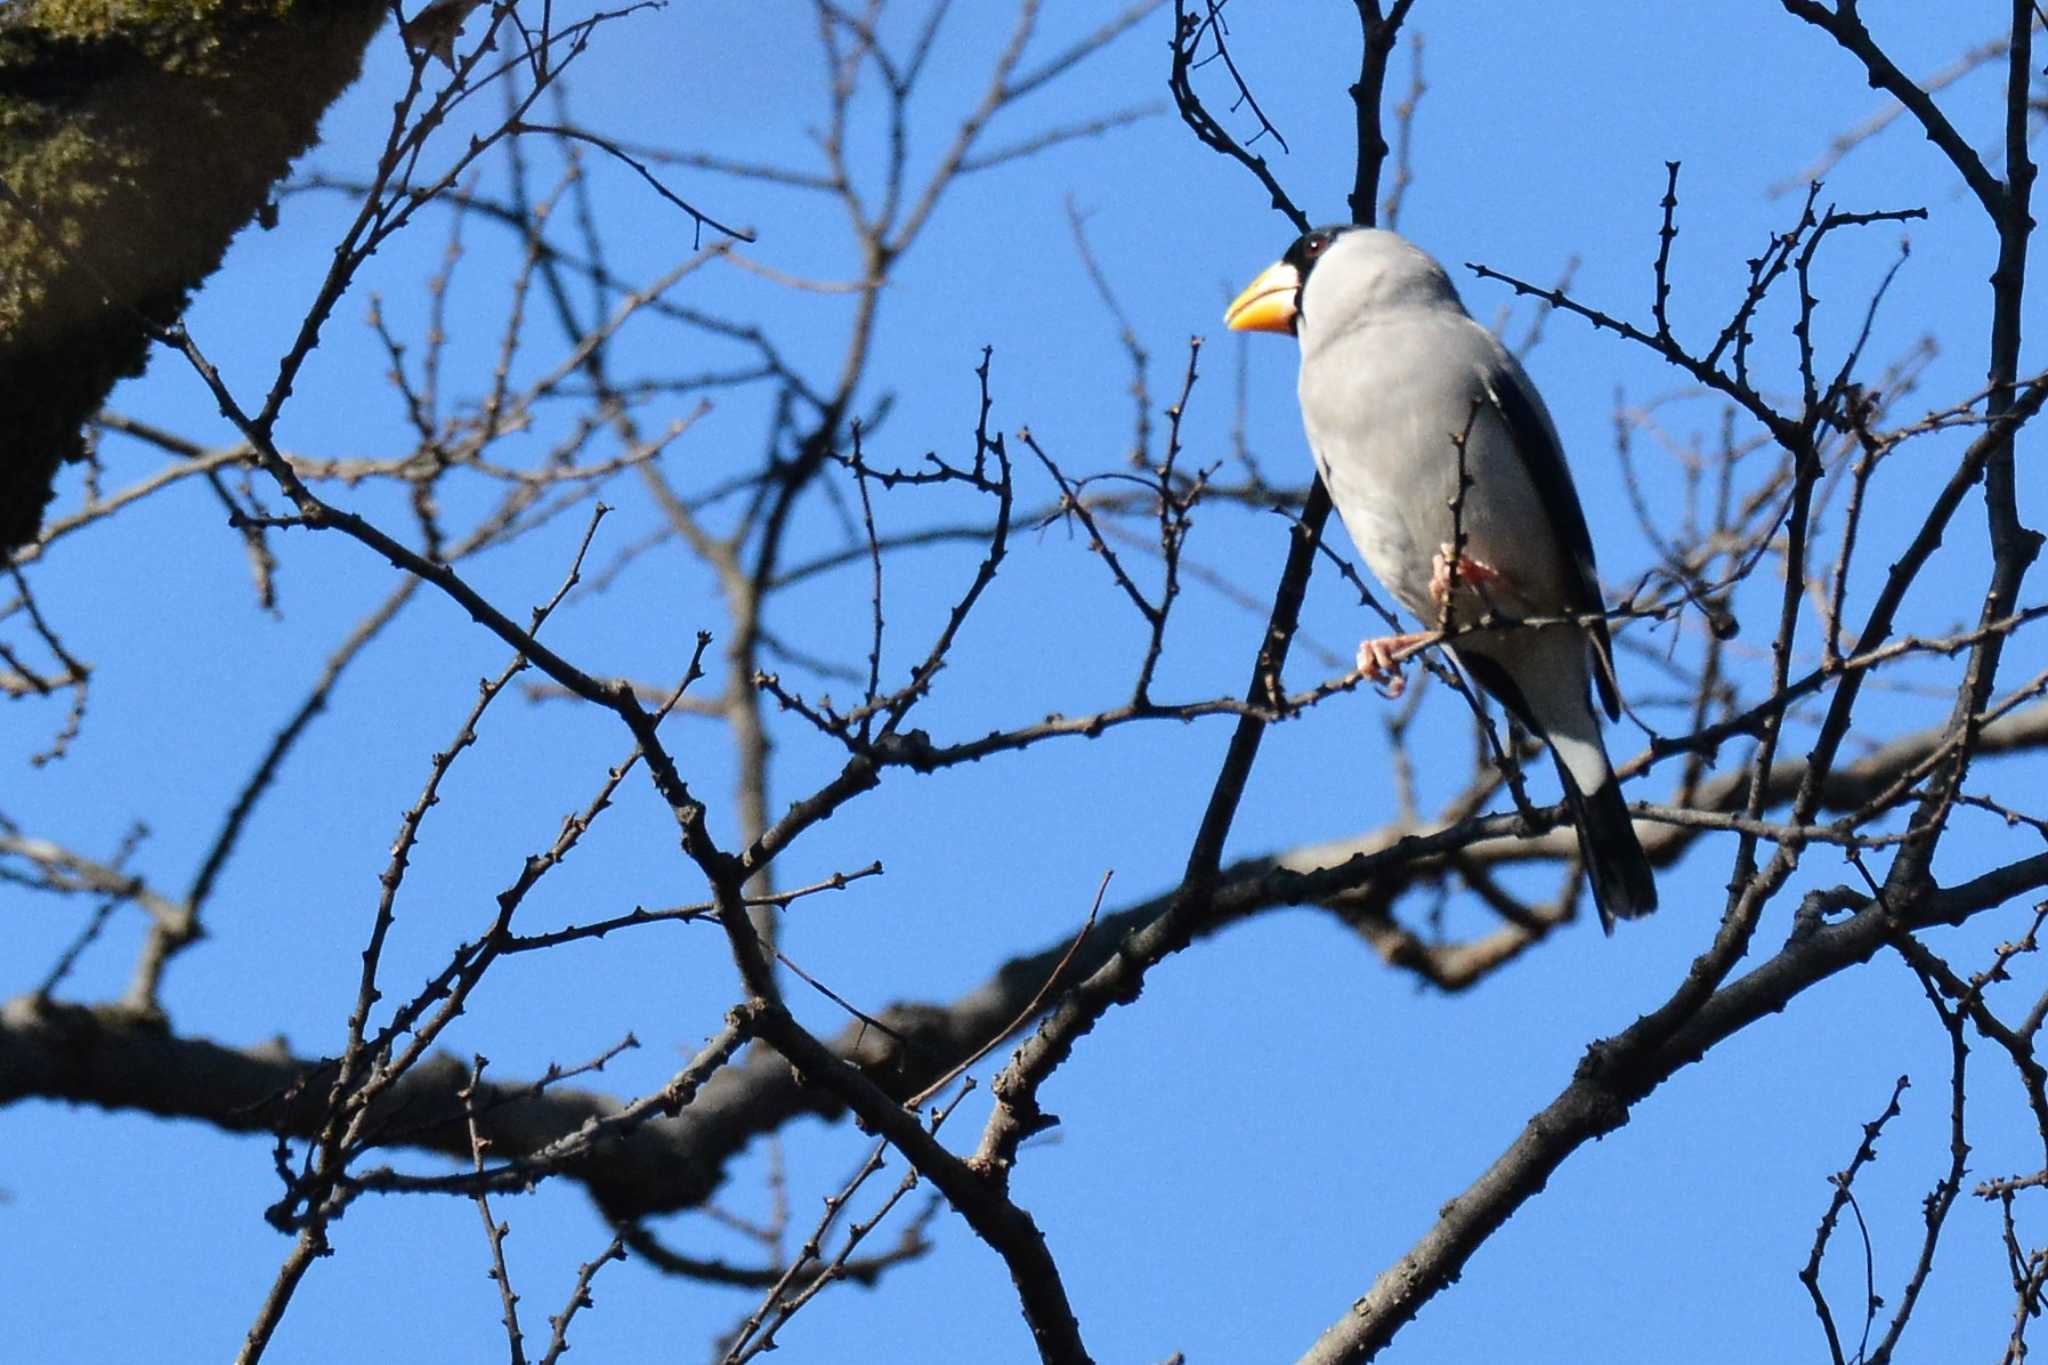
xmin=1226 ymin=225 xmax=1656 ymax=930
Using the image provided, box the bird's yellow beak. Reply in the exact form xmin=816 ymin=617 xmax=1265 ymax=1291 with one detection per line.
xmin=1224 ymin=260 xmax=1301 ymax=333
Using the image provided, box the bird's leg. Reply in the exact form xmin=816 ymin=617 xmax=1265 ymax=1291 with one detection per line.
xmin=1355 ymin=630 xmax=1439 ymax=699
xmin=1429 ymin=543 xmax=1505 ymax=607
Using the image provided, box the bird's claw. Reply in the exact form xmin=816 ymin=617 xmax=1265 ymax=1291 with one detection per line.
xmin=1429 ymin=543 xmax=1504 ymax=605
xmin=1356 ymin=631 xmax=1437 ymax=699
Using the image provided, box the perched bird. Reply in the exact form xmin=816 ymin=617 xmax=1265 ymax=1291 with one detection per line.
xmin=1225 ymin=225 xmax=1656 ymax=930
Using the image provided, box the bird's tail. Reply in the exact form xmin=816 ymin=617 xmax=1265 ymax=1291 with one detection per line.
xmin=1556 ymin=760 xmax=1657 ymax=933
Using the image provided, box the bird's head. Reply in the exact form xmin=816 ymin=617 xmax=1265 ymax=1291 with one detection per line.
xmin=1225 ymin=225 xmax=1461 ymax=346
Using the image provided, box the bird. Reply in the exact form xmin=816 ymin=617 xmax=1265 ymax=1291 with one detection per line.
xmin=1225 ymin=225 xmax=1656 ymax=930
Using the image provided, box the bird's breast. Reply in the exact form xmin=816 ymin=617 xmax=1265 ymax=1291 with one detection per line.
xmin=1296 ymin=316 xmax=1568 ymax=622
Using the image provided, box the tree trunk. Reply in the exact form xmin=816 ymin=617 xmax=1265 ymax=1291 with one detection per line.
xmin=0 ymin=0 xmax=387 ymax=552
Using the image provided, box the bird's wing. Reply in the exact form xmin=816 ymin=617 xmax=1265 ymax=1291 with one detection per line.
xmin=1482 ymin=351 xmax=1622 ymax=720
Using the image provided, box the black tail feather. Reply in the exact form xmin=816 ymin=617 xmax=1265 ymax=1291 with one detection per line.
xmin=1556 ymin=760 xmax=1657 ymax=934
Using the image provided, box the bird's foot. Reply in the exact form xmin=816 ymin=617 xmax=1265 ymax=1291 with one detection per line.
xmin=1429 ymin=544 xmax=1504 ymax=606
xmin=1356 ymin=631 xmax=1438 ymax=699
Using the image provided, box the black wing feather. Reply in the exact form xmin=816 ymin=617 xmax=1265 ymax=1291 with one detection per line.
xmin=1484 ymin=358 xmax=1622 ymax=721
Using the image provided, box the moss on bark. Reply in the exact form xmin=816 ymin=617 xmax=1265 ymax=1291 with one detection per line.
xmin=0 ymin=0 xmax=386 ymax=552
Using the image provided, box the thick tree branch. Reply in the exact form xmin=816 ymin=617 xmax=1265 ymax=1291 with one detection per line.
xmin=0 ymin=0 xmax=388 ymax=551
xmin=14 ymin=697 xmax=2039 ymax=1226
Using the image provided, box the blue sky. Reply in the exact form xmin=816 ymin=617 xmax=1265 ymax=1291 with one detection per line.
xmin=5 ymin=2 xmax=2042 ymax=1362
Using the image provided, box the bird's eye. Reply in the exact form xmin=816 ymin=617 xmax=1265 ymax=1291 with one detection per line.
xmin=1304 ymin=233 xmax=1329 ymax=258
